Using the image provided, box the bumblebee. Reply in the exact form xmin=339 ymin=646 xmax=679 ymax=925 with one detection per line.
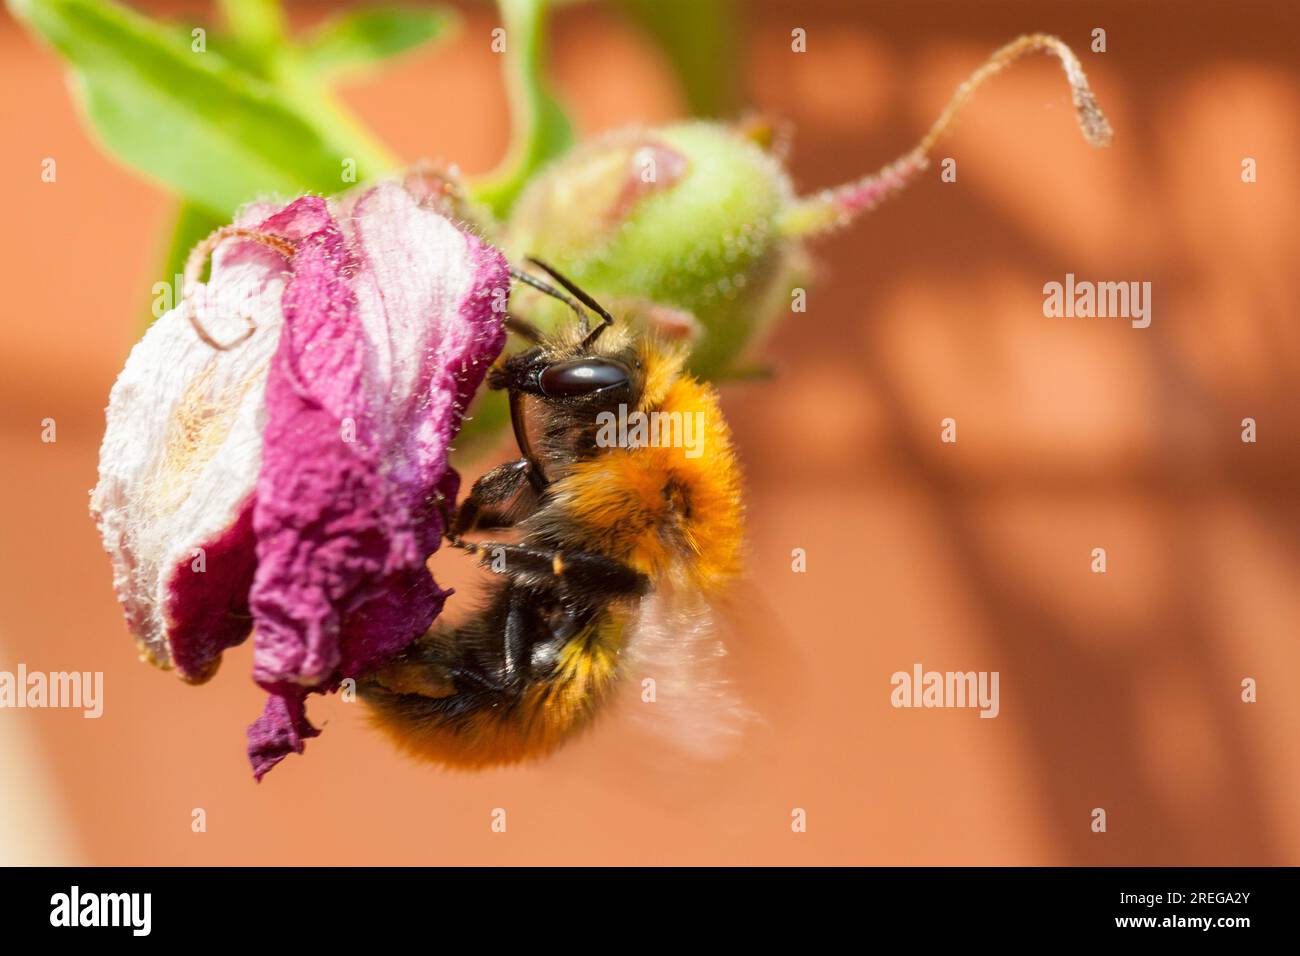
xmin=361 ymin=259 xmax=745 ymax=767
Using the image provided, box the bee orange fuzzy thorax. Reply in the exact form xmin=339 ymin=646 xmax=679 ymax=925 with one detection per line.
xmin=542 ymin=345 xmax=744 ymax=594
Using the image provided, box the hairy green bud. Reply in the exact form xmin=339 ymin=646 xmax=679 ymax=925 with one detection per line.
xmin=500 ymin=33 xmax=1111 ymax=380
xmin=503 ymin=121 xmax=806 ymax=377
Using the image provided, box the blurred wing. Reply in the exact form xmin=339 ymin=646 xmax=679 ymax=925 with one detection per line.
xmin=616 ymin=584 xmax=757 ymax=761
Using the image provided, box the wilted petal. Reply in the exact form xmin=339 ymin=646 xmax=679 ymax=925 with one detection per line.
xmin=90 ymin=225 xmax=292 ymax=682
xmin=93 ymin=180 xmax=508 ymax=778
xmin=247 ymin=691 xmax=320 ymax=781
xmin=246 ymin=183 xmax=507 ymax=775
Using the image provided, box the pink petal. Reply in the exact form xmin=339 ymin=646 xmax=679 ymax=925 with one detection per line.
xmin=247 ymin=691 xmax=320 ymax=781
xmin=93 ymin=180 xmax=507 ymax=776
xmin=90 ymin=221 xmax=292 ymax=682
xmin=246 ymin=184 xmax=507 ymax=775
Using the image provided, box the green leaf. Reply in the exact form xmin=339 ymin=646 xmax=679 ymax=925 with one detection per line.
xmin=470 ymin=0 xmax=574 ymax=218
xmin=616 ymin=0 xmax=740 ymax=117
xmin=300 ymin=6 xmax=454 ymax=76
xmin=8 ymin=0 xmax=394 ymax=218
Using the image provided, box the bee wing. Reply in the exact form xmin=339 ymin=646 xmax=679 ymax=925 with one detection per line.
xmin=615 ymin=584 xmax=758 ymax=761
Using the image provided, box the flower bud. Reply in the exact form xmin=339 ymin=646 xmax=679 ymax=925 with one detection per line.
xmin=503 ymin=121 xmax=809 ymax=378
xmin=500 ymin=34 xmax=1111 ymax=379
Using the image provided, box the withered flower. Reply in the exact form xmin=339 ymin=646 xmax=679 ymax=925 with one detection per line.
xmin=91 ymin=180 xmax=508 ymax=777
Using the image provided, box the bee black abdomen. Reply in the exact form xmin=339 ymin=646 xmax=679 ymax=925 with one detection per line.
xmin=360 ymin=572 xmax=627 ymax=766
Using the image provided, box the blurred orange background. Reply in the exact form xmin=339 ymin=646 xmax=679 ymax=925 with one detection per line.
xmin=1 ymin=0 xmax=1298 ymax=866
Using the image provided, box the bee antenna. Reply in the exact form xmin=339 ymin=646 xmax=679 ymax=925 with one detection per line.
xmin=523 ymin=257 xmax=616 ymax=349
xmin=510 ymin=266 xmax=587 ymax=332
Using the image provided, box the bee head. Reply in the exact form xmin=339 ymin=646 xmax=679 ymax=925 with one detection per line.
xmin=489 ymin=321 xmax=647 ymax=481
xmin=491 ymin=256 xmax=650 ymax=407
xmin=490 ymin=258 xmax=684 ymax=484
xmin=489 ymin=337 xmax=642 ymax=408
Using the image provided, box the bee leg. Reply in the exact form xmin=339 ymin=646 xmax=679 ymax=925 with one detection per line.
xmin=448 ymin=584 xmax=583 ymax=691
xmin=367 ymin=583 xmax=540 ymax=697
xmin=456 ymin=541 xmax=649 ymax=601
xmin=446 ymin=458 xmax=538 ymax=540
xmin=498 ymin=583 xmax=554 ymax=685
xmin=495 ymin=585 xmax=598 ymax=686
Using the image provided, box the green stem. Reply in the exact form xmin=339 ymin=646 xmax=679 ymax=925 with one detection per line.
xmin=217 ymin=0 xmax=285 ymax=51
xmin=470 ymin=0 xmax=572 ymax=218
xmin=220 ymin=0 xmax=396 ymax=176
xmin=272 ymin=52 xmax=399 ymax=175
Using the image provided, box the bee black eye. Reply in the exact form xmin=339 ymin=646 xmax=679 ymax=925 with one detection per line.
xmin=539 ymin=358 xmax=630 ymax=398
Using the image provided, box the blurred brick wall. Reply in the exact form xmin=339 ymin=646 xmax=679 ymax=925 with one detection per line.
xmin=0 ymin=0 xmax=1296 ymax=865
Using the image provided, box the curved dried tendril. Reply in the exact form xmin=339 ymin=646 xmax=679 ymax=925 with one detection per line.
xmin=781 ymin=33 xmax=1113 ymax=237
xmin=181 ymin=227 xmax=297 ymax=350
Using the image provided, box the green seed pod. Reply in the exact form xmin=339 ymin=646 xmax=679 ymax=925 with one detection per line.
xmin=500 ymin=33 xmax=1111 ymax=380
xmin=502 ymin=120 xmax=807 ymax=378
